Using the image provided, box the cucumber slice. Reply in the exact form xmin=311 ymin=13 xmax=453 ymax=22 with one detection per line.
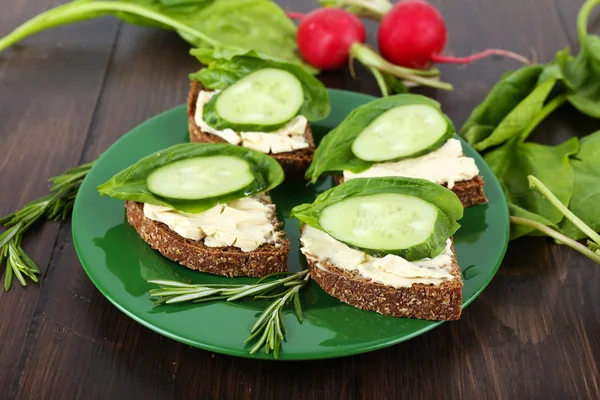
xmin=351 ymin=104 xmax=451 ymax=162
xmin=146 ymin=155 xmax=255 ymax=201
xmin=204 ymin=68 xmax=304 ymax=132
xmin=318 ymin=193 xmax=452 ymax=260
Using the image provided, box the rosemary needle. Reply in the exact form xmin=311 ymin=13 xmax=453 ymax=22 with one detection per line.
xmin=148 ymin=269 xmax=311 ymax=358
xmin=0 ymin=161 xmax=95 ymax=291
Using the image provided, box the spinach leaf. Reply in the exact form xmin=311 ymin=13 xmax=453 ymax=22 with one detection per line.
xmin=560 ymin=131 xmax=600 ymax=239
xmin=485 ymin=136 xmax=579 ymax=227
xmin=559 ymin=1 xmax=600 ymax=118
xmin=191 ymin=49 xmax=330 ymax=123
xmin=509 ymin=203 xmax=558 ymax=240
xmin=305 ymin=94 xmax=454 ymax=183
xmin=291 ymin=177 xmax=464 ymax=233
xmin=0 ymin=0 xmax=310 ymax=70
xmin=460 ymin=65 xmax=544 ymax=147
xmin=98 ymin=143 xmax=284 ymax=213
xmin=472 ymin=78 xmax=557 ymax=151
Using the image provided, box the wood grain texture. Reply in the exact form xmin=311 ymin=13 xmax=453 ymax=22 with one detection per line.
xmin=0 ymin=0 xmax=598 ymax=399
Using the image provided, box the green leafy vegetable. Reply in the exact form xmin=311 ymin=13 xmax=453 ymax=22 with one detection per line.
xmin=484 ymin=136 xmax=579 ymax=228
xmin=97 ymin=143 xmax=284 ymax=213
xmin=472 ymin=78 xmax=558 ymax=151
xmin=510 ymin=176 xmax=600 ymax=264
xmin=305 ymin=94 xmax=454 ymax=183
xmin=560 ymin=131 xmax=600 ymax=239
xmin=460 ymin=65 xmax=544 ymax=147
xmin=190 ymin=48 xmax=330 ymax=123
xmin=560 ymin=0 xmax=600 ymax=118
xmin=508 ymin=203 xmax=557 ymax=240
xmin=291 ymin=177 xmax=463 ymax=248
xmin=0 ymin=0 xmax=309 ymax=69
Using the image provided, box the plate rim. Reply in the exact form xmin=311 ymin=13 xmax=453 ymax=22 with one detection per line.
xmin=72 ymin=88 xmax=510 ymax=360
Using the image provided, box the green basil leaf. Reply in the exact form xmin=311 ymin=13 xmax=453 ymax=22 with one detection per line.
xmin=305 ymin=94 xmax=454 ymax=183
xmin=291 ymin=177 xmax=464 ymax=232
xmin=560 ymin=131 xmax=600 ymax=240
xmin=460 ymin=65 xmax=544 ymax=147
xmin=190 ymin=48 xmax=329 ymax=122
xmin=97 ymin=143 xmax=284 ymax=213
xmin=485 ymin=136 xmax=578 ymax=227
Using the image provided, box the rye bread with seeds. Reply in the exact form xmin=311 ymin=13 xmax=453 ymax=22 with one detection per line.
xmin=125 ymin=197 xmax=289 ymax=278
xmin=334 ymin=175 xmax=488 ymax=208
xmin=187 ymin=81 xmax=315 ymax=179
xmin=302 ymin=228 xmax=463 ymax=320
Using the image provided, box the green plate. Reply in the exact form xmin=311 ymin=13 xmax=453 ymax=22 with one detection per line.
xmin=73 ymin=89 xmax=509 ymax=360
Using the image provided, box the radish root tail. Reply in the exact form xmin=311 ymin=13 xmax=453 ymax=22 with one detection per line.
xmin=431 ymin=49 xmax=530 ymax=65
xmin=286 ymin=11 xmax=306 ymax=20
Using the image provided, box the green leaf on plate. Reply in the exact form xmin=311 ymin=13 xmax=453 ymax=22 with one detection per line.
xmin=97 ymin=143 xmax=284 ymax=213
xmin=190 ymin=48 xmax=330 ymax=122
xmin=305 ymin=94 xmax=454 ymax=183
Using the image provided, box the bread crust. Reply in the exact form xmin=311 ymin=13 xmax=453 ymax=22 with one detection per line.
xmin=125 ymin=200 xmax=289 ymax=278
xmin=303 ymin=232 xmax=463 ymax=320
xmin=335 ymin=175 xmax=488 ymax=208
xmin=187 ymin=81 xmax=314 ymax=179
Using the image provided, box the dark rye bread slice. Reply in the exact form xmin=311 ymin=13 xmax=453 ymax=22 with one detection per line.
xmin=125 ymin=199 xmax=289 ymax=278
xmin=335 ymin=175 xmax=488 ymax=208
xmin=187 ymin=81 xmax=315 ymax=179
xmin=302 ymin=229 xmax=463 ymax=320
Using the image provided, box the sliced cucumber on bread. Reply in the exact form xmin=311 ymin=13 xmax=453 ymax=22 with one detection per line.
xmin=202 ymin=69 xmax=304 ymax=132
xmin=98 ymin=143 xmax=289 ymax=278
xmin=292 ymin=177 xmax=465 ymax=320
xmin=292 ymin=177 xmax=463 ymax=261
xmin=351 ymin=104 xmax=452 ymax=162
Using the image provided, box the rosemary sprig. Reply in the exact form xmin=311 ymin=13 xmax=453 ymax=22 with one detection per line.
xmin=148 ymin=269 xmax=311 ymax=358
xmin=0 ymin=161 xmax=95 ymax=290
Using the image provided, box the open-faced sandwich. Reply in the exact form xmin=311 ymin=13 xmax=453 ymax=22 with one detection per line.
xmin=306 ymin=94 xmax=487 ymax=207
xmin=292 ymin=177 xmax=465 ymax=320
xmin=98 ymin=143 xmax=289 ymax=278
xmin=187 ymin=49 xmax=330 ymax=178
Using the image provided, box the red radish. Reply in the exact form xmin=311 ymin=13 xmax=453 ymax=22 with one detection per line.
xmin=295 ymin=8 xmax=367 ymax=70
xmin=378 ymin=0 xmax=529 ymax=69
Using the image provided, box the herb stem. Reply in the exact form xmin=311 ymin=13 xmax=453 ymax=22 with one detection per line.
xmin=519 ymin=96 xmax=567 ymax=141
xmin=578 ymin=0 xmax=600 ymax=44
xmin=0 ymin=2 xmax=219 ymax=54
xmin=510 ymin=216 xmax=600 ymax=264
xmin=528 ymin=176 xmax=600 ymax=246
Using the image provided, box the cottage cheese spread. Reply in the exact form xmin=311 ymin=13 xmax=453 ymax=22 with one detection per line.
xmin=194 ymin=90 xmax=309 ymax=154
xmin=300 ymin=226 xmax=455 ymax=287
xmin=143 ymin=197 xmax=277 ymax=252
xmin=343 ymin=138 xmax=479 ymax=189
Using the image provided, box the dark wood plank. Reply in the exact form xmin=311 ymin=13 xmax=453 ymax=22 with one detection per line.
xmin=351 ymin=0 xmax=600 ymax=398
xmin=12 ymin=22 xmax=356 ymax=400
xmin=3 ymin=0 xmax=599 ymax=398
xmin=0 ymin=0 xmax=119 ymax=394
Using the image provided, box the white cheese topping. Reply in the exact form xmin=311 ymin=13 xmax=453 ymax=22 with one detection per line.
xmin=194 ymin=90 xmax=309 ymax=154
xmin=300 ymin=226 xmax=456 ymax=288
xmin=143 ymin=197 xmax=277 ymax=252
xmin=343 ymin=138 xmax=479 ymax=189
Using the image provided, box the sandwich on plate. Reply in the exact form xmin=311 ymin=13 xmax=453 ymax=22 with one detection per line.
xmin=187 ymin=49 xmax=330 ymax=178
xmin=98 ymin=143 xmax=289 ymax=278
xmin=291 ymin=177 xmax=465 ymax=320
xmin=305 ymin=94 xmax=487 ymax=207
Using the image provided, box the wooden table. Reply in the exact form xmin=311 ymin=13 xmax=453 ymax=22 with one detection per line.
xmin=1 ymin=0 xmax=598 ymax=398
